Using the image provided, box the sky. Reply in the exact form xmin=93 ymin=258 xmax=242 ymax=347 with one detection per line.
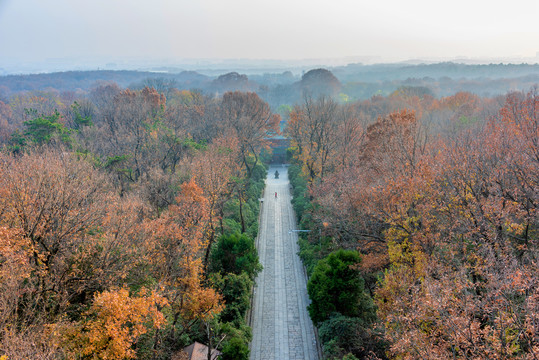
xmin=1 ymin=0 xmax=539 ymax=67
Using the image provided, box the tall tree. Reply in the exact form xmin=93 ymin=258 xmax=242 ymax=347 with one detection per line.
xmin=286 ymin=95 xmax=339 ymax=183
xmin=58 ymin=288 xmax=167 ymax=360
xmin=144 ymin=178 xmax=223 ymax=341
xmin=90 ymin=87 xmax=166 ymax=184
xmin=191 ymin=135 xmax=241 ymax=268
xmin=0 ymin=150 xmax=111 ymax=318
xmin=220 ymin=91 xmax=279 ymax=176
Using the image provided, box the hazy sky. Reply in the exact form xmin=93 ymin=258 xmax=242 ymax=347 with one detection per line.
xmin=1 ymin=0 xmax=538 ymax=64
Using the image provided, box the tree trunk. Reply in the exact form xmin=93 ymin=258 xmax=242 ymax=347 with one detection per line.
xmin=239 ymin=188 xmax=246 ymax=233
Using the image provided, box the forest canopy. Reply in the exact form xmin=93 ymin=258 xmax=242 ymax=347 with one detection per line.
xmin=0 ymin=66 xmax=537 ymax=359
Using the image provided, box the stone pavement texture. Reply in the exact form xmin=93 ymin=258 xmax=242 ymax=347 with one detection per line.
xmin=250 ymin=165 xmax=319 ymax=360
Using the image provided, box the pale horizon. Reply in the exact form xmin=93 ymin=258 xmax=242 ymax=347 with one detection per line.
xmin=1 ymin=0 xmax=539 ymax=73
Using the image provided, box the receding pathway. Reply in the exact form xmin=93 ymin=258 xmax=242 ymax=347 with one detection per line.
xmin=250 ymin=165 xmax=319 ymax=360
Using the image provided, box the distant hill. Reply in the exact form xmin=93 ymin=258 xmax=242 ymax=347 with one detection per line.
xmin=0 ymin=70 xmax=211 ymax=93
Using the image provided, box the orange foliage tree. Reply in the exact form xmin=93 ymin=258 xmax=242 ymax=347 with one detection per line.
xmin=191 ymin=135 xmax=241 ymax=267
xmin=144 ymin=178 xmax=223 ymax=341
xmin=58 ymin=288 xmax=168 ymax=360
xmin=0 ymin=150 xmax=110 ymax=318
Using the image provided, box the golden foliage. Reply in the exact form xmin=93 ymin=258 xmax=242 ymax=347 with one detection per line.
xmin=58 ymin=288 xmax=167 ymax=360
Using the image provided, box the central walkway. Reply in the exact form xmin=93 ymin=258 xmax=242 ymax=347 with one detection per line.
xmin=249 ymin=165 xmax=319 ymax=360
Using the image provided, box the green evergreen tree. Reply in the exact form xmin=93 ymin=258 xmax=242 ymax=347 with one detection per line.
xmin=210 ymin=232 xmax=262 ymax=280
xmin=23 ymin=110 xmax=71 ymax=146
xmin=307 ymin=249 xmax=375 ymax=325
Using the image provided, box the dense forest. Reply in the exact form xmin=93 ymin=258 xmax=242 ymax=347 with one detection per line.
xmin=0 ymin=85 xmax=278 ymax=359
xmin=287 ymin=87 xmax=538 ymax=358
xmin=0 ymin=66 xmax=537 ymax=359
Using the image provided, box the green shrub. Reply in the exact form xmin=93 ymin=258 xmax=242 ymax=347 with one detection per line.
xmin=221 ymin=336 xmax=250 ymax=360
xmin=212 ymin=272 xmax=253 ymax=326
xmin=319 ymin=313 xmax=387 ymax=360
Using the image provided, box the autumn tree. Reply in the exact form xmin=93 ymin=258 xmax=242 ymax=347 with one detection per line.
xmin=358 ymin=109 xmax=427 ymax=181
xmin=155 ymin=89 xmax=219 ymax=174
xmin=0 ymin=100 xmax=13 ymax=144
xmin=87 ymin=87 xmax=166 ymax=186
xmin=220 ymin=91 xmax=279 ymax=177
xmin=286 ymin=95 xmax=339 ymax=183
xmin=191 ymin=135 xmax=241 ymax=267
xmin=375 ymin=89 xmax=539 ymax=359
xmin=0 ymin=149 xmax=154 ymax=357
xmin=331 ymin=103 xmax=367 ymax=171
xmin=141 ymin=77 xmax=178 ymax=98
xmin=305 ymin=109 xmax=428 ymax=274
xmin=64 ymin=99 xmax=94 ymax=130
xmin=144 ymin=178 xmax=223 ymax=342
xmin=289 ymin=89 xmax=536 ymax=358
xmin=0 ymin=149 xmax=112 ymax=320
xmin=0 ymin=227 xmax=32 ymax=332
xmin=0 ymin=326 xmax=60 ymax=359
xmin=58 ymin=288 xmax=168 ymax=360
xmin=166 ymin=90 xmax=221 ymax=144
xmin=88 ymin=82 xmax=121 ymax=125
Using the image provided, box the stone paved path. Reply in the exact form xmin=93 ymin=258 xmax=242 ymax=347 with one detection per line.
xmin=250 ymin=165 xmax=319 ymax=360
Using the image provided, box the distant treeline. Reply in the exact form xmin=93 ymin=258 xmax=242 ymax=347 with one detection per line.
xmin=1 ymin=62 xmax=539 ymax=108
xmin=333 ymin=62 xmax=539 ymax=82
